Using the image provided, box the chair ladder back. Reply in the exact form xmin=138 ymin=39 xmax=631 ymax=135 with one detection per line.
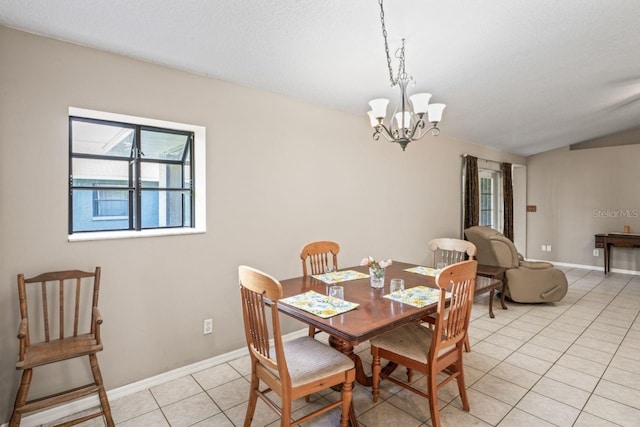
xmin=74 ymin=277 xmax=83 ymax=336
xmin=440 ymin=249 xmax=465 ymax=266
xmin=433 ymin=261 xmax=477 ymax=351
xmin=309 ymin=253 xmax=329 ymax=275
xmin=300 ymin=241 xmax=340 ymax=277
xmin=241 ymin=286 xmax=272 ymax=360
xmin=429 ymin=238 xmax=477 ymax=268
xmin=42 ymin=281 xmax=52 ymax=342
xmin=443 ymin=278 xmax=473 ymax=342
xmin=239 ymin=266 xmax=286 ymax=374
xmin=22 ymin=268 xmax=100 ymax=343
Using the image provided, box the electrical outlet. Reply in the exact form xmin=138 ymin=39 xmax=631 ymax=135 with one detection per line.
xmin=593 ymin=249 xmax=600 ymax=256
xmin=547 ymin=245 xmax=551 ymax=252
xmin=541 ymin=245 xmax=546 ymax=251
xmin=203 ymin=318 xmax=213 ymax=335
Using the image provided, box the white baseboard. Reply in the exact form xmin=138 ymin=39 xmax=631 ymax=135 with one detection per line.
xmin=551 ymin=260 xmax=640 ymax=276
xmin=3 ymin=328 xmax=309 ymax=427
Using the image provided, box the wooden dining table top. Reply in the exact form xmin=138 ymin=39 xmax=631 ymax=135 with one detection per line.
xmin=277 ymin=260 xmax=498 ymax=345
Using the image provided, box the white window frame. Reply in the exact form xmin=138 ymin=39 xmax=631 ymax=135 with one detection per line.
xmin=68 ymin=107 xmax=206 ymax=241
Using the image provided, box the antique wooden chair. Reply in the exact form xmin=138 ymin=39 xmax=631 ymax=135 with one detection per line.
xmin=370 ymin=260 xmax=478 ymax=427
xmin=10 ymin=267 xmax=114 ymax=426
xmin=300 ymin=240 xmax=340 ymax=336
xmin=239 ymin=265 xmax=355 ymax=427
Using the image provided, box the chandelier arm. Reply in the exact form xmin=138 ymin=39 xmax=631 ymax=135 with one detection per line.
xmin=406 ymin=118 xmax=425 ymax=141
xmin=373 ymin=124 xmax=397 ymax=143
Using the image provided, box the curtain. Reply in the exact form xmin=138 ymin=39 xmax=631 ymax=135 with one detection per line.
xmin=463 ymin=156 xmax=479 ymax=231
xmin=502 ymin=162 xmax=514 ymax=241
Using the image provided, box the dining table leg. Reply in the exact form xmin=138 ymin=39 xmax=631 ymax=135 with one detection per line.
xmin=328 ymin=336 xmax=372 ymax=386
xmin=328 ymin=336 xmax=399 ymax=387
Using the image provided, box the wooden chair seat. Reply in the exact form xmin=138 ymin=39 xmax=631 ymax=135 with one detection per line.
xmin=17 ymin=334 xmax=102 ymax=369
xmin=268 ymin=337 xmax=356 ymax=388
xmin=370 ymin=323 xmax=455 ymax=362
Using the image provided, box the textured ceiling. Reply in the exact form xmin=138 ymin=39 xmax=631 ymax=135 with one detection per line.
xmin=1 ymin=0 xmax=640 ymax=156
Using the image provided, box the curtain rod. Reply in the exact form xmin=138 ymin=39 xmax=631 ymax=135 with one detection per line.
xmin=461 ymin=154 xmax=503 ymax=165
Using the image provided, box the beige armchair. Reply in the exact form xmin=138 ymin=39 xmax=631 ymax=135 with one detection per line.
xmin=464 ymin=226 xmax=568 ymax=303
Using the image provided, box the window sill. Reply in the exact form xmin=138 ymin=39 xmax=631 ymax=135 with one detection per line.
xmin=91 ymin=216 xmax=128 ymax=221
xmin=68 ymin=227 xmax=205 ymax=242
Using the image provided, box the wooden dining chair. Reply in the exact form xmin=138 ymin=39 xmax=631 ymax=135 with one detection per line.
xmin=300 ymin=240 xmax=340 ymax=336
xmin=428 ymin=237 xmax=477 ymax=267
xmin=424 ymin=238 xmax=477 ymax=352
xmin=370 ymin=260 xmax=478 ymax=427
xmin=300 ymin=240 xmax=340 ymax=277
xmin=10 ymin=267 xmax=114 ymax=427
xmin=239 ymin=265 xmax=356 ymax=427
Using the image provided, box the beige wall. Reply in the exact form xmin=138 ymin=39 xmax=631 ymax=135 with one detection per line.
xmin=0 ymin=26 xmax=524 ymax=422
xmin=527 ymin=144 xmax=640 ymax=269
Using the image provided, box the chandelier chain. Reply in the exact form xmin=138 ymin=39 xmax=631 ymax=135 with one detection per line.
xmin=378 ymin=0 xmax=397 ymax=86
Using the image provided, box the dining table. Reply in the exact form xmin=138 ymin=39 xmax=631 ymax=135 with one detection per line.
xmin=277 ymin=261 xmax=501 ymax=387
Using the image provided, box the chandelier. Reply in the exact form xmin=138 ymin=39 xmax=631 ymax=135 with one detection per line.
xmin=367 ymin=0 xmax=446 ymax=151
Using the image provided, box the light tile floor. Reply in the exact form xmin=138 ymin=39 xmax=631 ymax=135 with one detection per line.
xmin=51 ymin=267 xmax=640 ymax=426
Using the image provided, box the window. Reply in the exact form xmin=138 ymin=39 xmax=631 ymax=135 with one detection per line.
xmin=68 ymin=108 xmax=206 ymax=240
xmin=93 ymin=184 xmax=128 ymax=218
xmin=479 ymin=169 xmax=503 ymax=232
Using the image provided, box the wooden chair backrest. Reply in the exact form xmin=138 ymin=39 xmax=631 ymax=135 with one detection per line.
xmin=17 ymin=267 xmax=101 ymax=347
xmin=431 ymin=260 xmax=477 ymax=357
xmin=300 ymin=241 xmax=340 ymax=276
xmin=428 ymin=238 xmax=477 ymax=267
xmin=238 ymin=265 xmax=290 ymax=384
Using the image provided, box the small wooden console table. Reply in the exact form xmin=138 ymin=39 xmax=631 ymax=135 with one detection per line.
xmin=595 ymin=233 xmax=640 ymax=274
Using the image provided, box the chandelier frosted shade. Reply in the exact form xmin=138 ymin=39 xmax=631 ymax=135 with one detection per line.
xmin=369 ymin=99 xmax=390 ymax=120
xmin=427 ymin=103 xmax=446 ymax=123
xmin=408 ymin=93 xmax=431 ymax=115
xmin=394 ymin=111 xmax=411 ymax=129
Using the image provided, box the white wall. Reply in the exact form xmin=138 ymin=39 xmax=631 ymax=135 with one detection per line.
xmin=0 ymin=25 xmax=524 ymax=423
xmin=527 ymin=144 xmax=640 ymax=269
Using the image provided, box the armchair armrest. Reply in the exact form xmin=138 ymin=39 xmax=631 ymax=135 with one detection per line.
xmin=519 ymin=260 xmax=554 ymax=270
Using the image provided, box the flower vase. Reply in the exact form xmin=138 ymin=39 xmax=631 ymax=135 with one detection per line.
xmin=370 ymin=267 xmax=385 ymax=288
